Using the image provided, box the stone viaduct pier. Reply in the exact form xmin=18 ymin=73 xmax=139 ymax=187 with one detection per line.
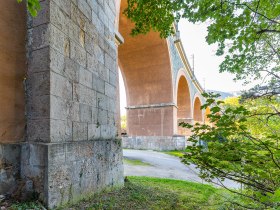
xmin=0 ymin=0 xmax=207 ymax=208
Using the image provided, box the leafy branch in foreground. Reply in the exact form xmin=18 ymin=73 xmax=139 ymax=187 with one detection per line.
xmin=17 ymin=0 xmax=40 ymax=16
xmin=126 ymin=0 xmax=280 ymax=96
xmin=180 ymin=92 xmax=280 ymax=208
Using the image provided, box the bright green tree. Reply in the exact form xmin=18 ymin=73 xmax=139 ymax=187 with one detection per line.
xmin=180 ymin=93 xmax=280 ymax=208
xmin=17 ymin=0 xmax=40 ymax=16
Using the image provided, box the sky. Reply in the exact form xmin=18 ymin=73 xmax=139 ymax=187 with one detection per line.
xmin=119 ymin=19 xmax=251 ymax=115
xmin=178 ymin=19 xmax=246 ymax=92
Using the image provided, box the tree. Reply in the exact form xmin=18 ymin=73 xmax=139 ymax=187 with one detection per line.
xmin=180 ymin=93 xmax=280 ymax=208
xmin=125 ymin=0 xmax=279 ymax=94
xmin=125 ymin=2 xmax=279 ymax=207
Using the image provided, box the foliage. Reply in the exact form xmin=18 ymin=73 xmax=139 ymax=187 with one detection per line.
xmin=17 ymin=0 xmax=40 ymax=16
xmin=125 ymin=0 xmax=280 ymax=94
xmin=63 ymin=176 xmax=246 ymax=210
xmin=180 ymin=92 xmax=280 ymax=208
xmin=9 ymin=201 xmax=44 ymax=210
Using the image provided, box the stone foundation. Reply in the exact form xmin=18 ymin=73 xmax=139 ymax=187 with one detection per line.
xmin=0 ymin=144 xmax=21 ymax=195
xmin=122 ymin=136 xmax=186 ymax=151
xmin=21 ymin=139 xmax=123 ymax=208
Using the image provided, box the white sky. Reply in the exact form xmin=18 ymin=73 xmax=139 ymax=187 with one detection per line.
xmin=119 ymin=19 xmax=251 ymax=115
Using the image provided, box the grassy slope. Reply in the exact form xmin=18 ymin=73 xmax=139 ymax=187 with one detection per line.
xmin=123 ymin=157 xmax=152 ymax=166
xmin=163 ymin=150 xmax=185 ymax=158
xmin=64 ymin=176 xmax=234 ymax=210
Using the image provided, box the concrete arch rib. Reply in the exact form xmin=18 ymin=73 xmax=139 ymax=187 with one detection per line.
xmin=117 ymin=0 xmax=175 ymax=136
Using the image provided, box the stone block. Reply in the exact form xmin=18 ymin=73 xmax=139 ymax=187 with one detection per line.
xmin=97 ymin=92 xmax=108 ymax=110
xmin=87 ymin=53 xmax=98 ymax=73
xmin=70 ymin=40 xmax=87 ymax=68
xmin=95 ymin=45 xmax=104 ymax=64
xmin=96 ymin=77 xmax=105 ymax=94
xmin=85 ymin=33 xmax=97 ymax=55
xmin=50 ymin=72 xmax=72 ymax=101
xmin=50 ymin=1 xmax=69 ymax=35
xmin=28 ymin=47 xmax=50 ymax=74
xmin=26 ymin=71 xmax=50 ymax=97
xmin=97 ymin=109 xmax=107 ymax=125
xmin=52 ymin=0 xmax=71 ymax=16
xmin=77 ymin=0 xmax=92 ymax=20
xmin=26 ymin=95 xmax=50 ymax=120
xmin=98 ymin=63 xmax=109 ymax=82
xmin=0 ymin=143 xmax=21 ymax=194
xmin=50 ymin=47 xmax=65 ymax=74
xmin=27 ymin=119 xmax=50 ymax=142
xmin=31 ymin=0 xmax=50 ymax=28
xmin=28 ymin=24 xmax=50 ymax=51
xmin=92 ymin=107 xmax=98 ymax=124
xmin=105 ymin=53 xmax=116 ymax=72
xmin=88 ymin=123 xmax=101 ymax=140
xmin=79 ymin=103 xmax=92 ymax=122
xmin=73 ymin=83 xmax=96 ymax=106
xmin=63 ymin=57 xmax=80 ymax=82
xmin=50 ymin=95 xmax=69 ymax=120
xmin=105 ymin=82 xmax=115 ymax=99
xmin=87 ymin=0 xmax=98 ymax=14
xmin=79 ymin=66 xmax=92 ymax=88
xmin=49 ymin=24 xmax=66 ymax=54
xmin=73 ymin=122 xmax=88 ymax=141
xmin=69 ymin=19 xmax=80 ymax=44
xmin=50 ymin=119 xmax=72 ymax=142
xmin=109 ymin=70 xmax=117 ymax=87
xmin=70 ymin=2 xmax=88 ymax=31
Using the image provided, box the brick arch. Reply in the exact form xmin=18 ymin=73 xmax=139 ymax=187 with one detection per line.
xmin=175 ymin=69 xmax=192 ymax=135
xmin=175 ymin=69 xmax=191 ymax=117
xmin=204 ymin=106 xmax=211 ymax=123
xmin=193 ymin=97 xmax=203 ymax=122
xmin=116 ymin=0 xmax=174 ymax=136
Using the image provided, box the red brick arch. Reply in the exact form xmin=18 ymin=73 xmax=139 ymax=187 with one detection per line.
xmin=116 ymin=0 xmax=175 ymax=136
xmin=193 ymin=97 xmax=203 ymax=122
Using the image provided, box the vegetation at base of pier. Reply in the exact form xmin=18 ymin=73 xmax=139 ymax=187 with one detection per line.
xmin=180 ymin=93 xmax=280 ymax=209
xmin=61 ymin=176 xmax=250 ymax=210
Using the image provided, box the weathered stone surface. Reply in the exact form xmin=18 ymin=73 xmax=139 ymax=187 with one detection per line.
xmin=122 ymin=136 xmax=187 ymax=151
xmin=0 ymin=144 xmax=21 ymax=195
xmin=20 ymin=1 xmax=123 ymax=208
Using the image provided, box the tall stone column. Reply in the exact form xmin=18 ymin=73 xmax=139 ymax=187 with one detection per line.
xmin=22 ymin=0 xmax=123 ymax=207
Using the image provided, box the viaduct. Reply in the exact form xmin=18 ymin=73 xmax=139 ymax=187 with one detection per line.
xmin=0 ymin=0 xmax=208 ymax=208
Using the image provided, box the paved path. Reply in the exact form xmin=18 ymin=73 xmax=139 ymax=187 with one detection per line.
xmin=123 ymin=149 xmax=239 ymax=189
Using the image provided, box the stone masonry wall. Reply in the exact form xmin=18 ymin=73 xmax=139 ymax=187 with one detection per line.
xmin=122 ymin=136 xmax=186 ymax=151
xmin=23 ymin=0 xmax=123 ymax=208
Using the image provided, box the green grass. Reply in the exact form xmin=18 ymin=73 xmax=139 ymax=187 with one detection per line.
xmin=8 ymin=177 xmax=249 ymax=210
xmin=64 ymin=176 xmax=242 ymax=210
xmin=123 ymin=157 xmax=152 ymax=166
xmin=163 ymin=150 xmax=185 ymax=158
xmin=9 ymin=201 xmax=45 ymax=210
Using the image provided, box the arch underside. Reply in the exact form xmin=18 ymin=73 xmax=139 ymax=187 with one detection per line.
xmin=177 ymin=76 xmax=192 ymax=136
xmin=118 ymin=0 xmax=175 ymax=136
xmin=194 ymin=97 xmax=203 ymax=122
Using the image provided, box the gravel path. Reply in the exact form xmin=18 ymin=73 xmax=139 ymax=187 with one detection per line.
xmin=123 ymin=149 xmax=239 ymax=189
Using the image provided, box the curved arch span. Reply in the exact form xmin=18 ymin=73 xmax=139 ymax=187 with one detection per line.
xmin=193 ymin=97 xmax=203 ymax=122
xmin=175 ymin=71 xmax=192 ymax=135
xmin=117 ymin=0 xmax=175 ymax=136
